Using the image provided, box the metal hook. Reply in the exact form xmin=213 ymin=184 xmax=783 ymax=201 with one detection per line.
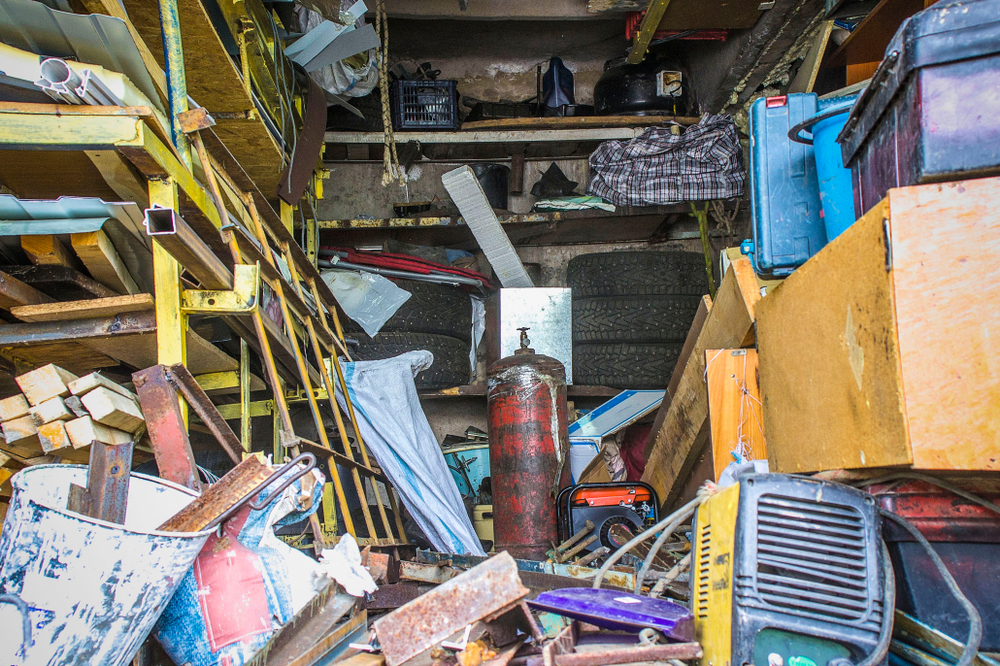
xmin=203 ymin=453 xmax=317 ymax=530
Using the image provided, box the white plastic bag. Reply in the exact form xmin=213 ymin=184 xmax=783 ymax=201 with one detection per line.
xmin=335 ymin=351 xmax=485 ymax=556
xmin=322 ymin=269 xmax=410 ymax=338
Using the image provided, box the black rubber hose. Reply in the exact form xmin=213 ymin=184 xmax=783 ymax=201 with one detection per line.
xmin=879 ymin=509 xmax=982 ymax=666
xmin=853 ymin=540 xmax=895 ymax=666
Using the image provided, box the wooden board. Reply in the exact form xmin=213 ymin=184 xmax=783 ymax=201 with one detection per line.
xmin=0 ymin=271 xmax=54 ymax=310
xmin=788 ymin=20 xmax=835 ymax=94
xmin=15 ymin=364 xmax=79 ymax=406
xmin=756 ymin=198 xmax=912 ymax=472
xmin=459 ymin=115 xmax=699 ymax=131
xmin=2 ymin=415 xmax=40 ymax=456
xmin=0 ymin=394 xmax=29 ymax=422
xmin=12 ymin=294 xmax=154 ymax=323
xmin=70 ymin=230 xmax=141 ymax=295
xmin=80 ymin=387 xmax=144 ymax=433
xmin=68 ymin=373 xmax=135 ymax=400
xmin=641 ymin=258 xmax=761 ymax=509
xmin=705 ymin=348 xmax=766 ymax=481
xmin=29 ymin=397 xmax=73 ymax=427
xmin=4 ymin=343 xmax=119 ymax=375
xmin=21 ymin=236 xmax=81 ymax=270
xmin=888 ymin=179 xmax=1000 ymax=469
xmin=0 ymin=265 xmax=118 ymax=301
xmin=644 ymin=295 xmax=713 ymax=458
xmin=83 ymin=327 xmax=238 ymax=376
xmin=823 ymin=0 xmax=924 ymax=84
xmin=65 ymin=415 xmax=133 ymax=448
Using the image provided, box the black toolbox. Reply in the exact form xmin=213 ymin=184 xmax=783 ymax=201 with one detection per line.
xmin=838 ymin=0 xmax=1000 ymax=217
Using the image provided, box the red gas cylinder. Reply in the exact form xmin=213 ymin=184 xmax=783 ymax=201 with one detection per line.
xmin=487 ymin=328 xmax=569 ymax=560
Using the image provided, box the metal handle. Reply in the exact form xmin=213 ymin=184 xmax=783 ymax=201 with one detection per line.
xmin=0 ymin=594 xmax=31 ymax=658
xmin=204 ymin=453 xmax=317 ymax=529
xmin=787 ymin=105 xmax=853 ymax=145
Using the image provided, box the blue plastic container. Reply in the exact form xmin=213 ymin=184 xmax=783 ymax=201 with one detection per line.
xmin=743 ymin=94 xmax=827 ymax=277
xmin=443 ymin=444 xmax=490 ymax=499
xmin=793 ymin=95 xmax=858 ymax=241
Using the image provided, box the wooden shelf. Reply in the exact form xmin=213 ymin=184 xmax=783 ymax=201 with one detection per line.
xmin=419 ymin=384 xmax=623 ymax=399
xmin=823 ymin=0 xmax=924 ymax=83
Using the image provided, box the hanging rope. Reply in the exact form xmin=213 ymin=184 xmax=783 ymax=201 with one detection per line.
xmin=375 ymin=0 xmax=404 ymax=187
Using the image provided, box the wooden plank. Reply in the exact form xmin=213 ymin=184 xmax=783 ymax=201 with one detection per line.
xmin=80 ymin=386 xmax=144 ymax=433
xmin=888 ymin=180 xmax=1000 ymax=469
xmin=644 ymin=295 xmax=713 ymax=458
xmin=21 ymin=235 xmax=82 ymax=270
xmin=0 ymin=312 xmax=157 ymax=348
xmin=157 ymin=454 xmax=273 ymax=532
xmin=70 ymin=230 xmax=141 ymax=295
xmin=640 ymin=258 xmax=761 ymax=509
xmin=705 ymin=348 xmax=766 ymax=481
xmin=16 ymin=364 xmax=78 ymax=406
xmin=29 ymin=397 xmax=73 ymax=427
xmin=756 ymin=198 xmax=911 ymax=473
xmin=68 ymin=373 xmax=135 ymax=400
xmin=0 ymin=271 xmax=55 ymax=310
xmin=0 ymin=394 xmax=29 ymax=422
xmin=37 ymin=421 xmax=82 ymax=459
xmin=824 ymin=0 xmax=923 ymax=71
xmin=83 ymin=325 xmax=238 ymax=376
xmin=12 ymin=294 xmax=154 ymax=323
xmin=4 ymin=343 xmax=119 ymax=375
xmin=2 ymin=415 xmax=41 ymax=456
xmin=459 ymin=116 xmax=699 ymax=131
xmin=0 ymin=265 xmax=118 ymax=300
xmin=65 ymin=415 xmax=133 ymax=449
xmin=788 ymin=20 xmax=835 ymax=94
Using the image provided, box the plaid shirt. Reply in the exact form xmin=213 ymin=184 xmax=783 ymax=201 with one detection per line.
xmin=588 ymin=115 xmax=746 ymax=206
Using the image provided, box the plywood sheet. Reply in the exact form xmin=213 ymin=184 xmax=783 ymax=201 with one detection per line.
xmin=757 ymin=199 xmax=911 ymax=473
xmin=888 ymin=179 xmax=1000 ymax=470
xmin=705 ymin=348 xmax=766 ymax=480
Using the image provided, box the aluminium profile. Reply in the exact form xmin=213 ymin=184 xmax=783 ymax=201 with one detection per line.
xmin=76 ymin=69 xmax=125 ymax=107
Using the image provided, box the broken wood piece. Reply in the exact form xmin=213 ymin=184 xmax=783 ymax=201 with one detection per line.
xmin=558 ymin=535 xmax=599 ymax=563
xmin=80 ymin=386 xmax=144 ymax=433
xmin=63 ymin=395 xmax=88 ymax=418
xmin=157 ymin=454 xmax=272 ymax=532
xmin=554 ymin=519 xmax=595 ymax=560
xmin=0 ymin=394 xmax=29 ymax=421
xmin=11 ymin=293 xmax=154 ymax=323
xmin=641 ymin=258 xmax=761 ymax=510
xmin=21 ymin=235 xmax=81 ymax=270
xmin=64 ymin=415 xmax=133 ymax=449
xmin=68 ymin=372 xmax=135 ymax=400
xmin=29 ymin=396 xmax=73 ymax=426
xmin=70 ymin=230 xmax=140 ymax=295
xmin=15 ymin=363 xmax=79 ymax=406
xmin=373 ymin=551 xmax=530 ymax=666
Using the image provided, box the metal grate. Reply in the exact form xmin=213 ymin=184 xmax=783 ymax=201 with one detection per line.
xmin=695 ymin=520 xmax=712 ymax=618
xmin=750 ymin=494 xmax=873 ymax=623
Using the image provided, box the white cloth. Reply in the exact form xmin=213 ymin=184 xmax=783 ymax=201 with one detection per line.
xmin=335 ymin=351 xmax=486 ymax=555
xmin=316 ymin=534 xmax=378 ymax=597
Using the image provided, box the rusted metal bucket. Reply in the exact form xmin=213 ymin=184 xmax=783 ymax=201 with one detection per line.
xmin=0 ymin=465 xmax=212 ymax=666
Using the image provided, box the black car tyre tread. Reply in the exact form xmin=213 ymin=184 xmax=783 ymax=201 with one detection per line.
xmin=567 ymin=251 xmax=708 ymax=297
xmin=343 ymin=279 xmax=473 ymax=342
xmin=352 ymin=332 xmax=470 ymax=389
xmin=573 ymin=295 xmax=702 ymax=343
xmin=573 ymin=343 xmax=684 ymax=389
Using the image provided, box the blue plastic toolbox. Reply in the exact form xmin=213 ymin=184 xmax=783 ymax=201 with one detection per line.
xmin=742 ymin=93 xmax=828 ymax=277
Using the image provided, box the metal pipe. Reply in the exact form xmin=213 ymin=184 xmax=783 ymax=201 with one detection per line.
xmin=36 ymin=58 xmax=83 ymax=104
xmin=317 ymin=259 xmax=481 ymax=287
xmin=157 ymin=0 xmax=191 ymax=166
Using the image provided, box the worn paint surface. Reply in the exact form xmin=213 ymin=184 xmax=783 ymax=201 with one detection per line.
xmin=0 ymin=465 xmax=210 ymax=666
xmin=487 ymin=354 xmax=568 ymax=560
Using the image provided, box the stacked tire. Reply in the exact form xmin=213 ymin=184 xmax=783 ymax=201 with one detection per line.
xmin=345 ymin=279 xmax=473 ymax=389
xmin=569 ymin=251 xmax=708 ymax=389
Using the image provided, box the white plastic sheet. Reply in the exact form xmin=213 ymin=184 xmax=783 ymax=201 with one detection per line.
xmin=335 ymin=351 xmax=485 ymax=556
xmin=322 ymin=269 xmax=410 ymax=338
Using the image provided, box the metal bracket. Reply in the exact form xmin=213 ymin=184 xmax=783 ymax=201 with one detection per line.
xmin=182 ymin=262 xmax=260 ymax=313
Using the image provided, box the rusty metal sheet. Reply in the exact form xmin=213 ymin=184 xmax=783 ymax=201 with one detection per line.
xmin=366 ymin=583 xmax=425 ymax=610
xmin=133 ymin=365 xmax=201 ymax=492
xmin=373 ymin=552 xmax=529 ymax=666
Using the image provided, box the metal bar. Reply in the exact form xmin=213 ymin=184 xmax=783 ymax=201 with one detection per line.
xmin=372 ymin=552 xmax=529 ymax=666
xmin=156 ymin=0 xmax=191 ymax=163
xmin=240 ymin=338 xmax=251 ymax=450
xmin=627 ymin=0 xmax=675 ymax=65
xmin=165 ymin=363 xmax=244 ymax=464
xmin=148 ymin=179 xmax=187 ymax=376
xmin=554 ymin=643 xmax=702 ymax=666
xmin=133 ymin=364 xmax=202 ymax=492
xmin=145 ymin=206 xmax=233 ymax=290
xmin=0 ymin=311 xmax=157 ymax=346
xmin=83 ymin=441 xmax=133 ymax=524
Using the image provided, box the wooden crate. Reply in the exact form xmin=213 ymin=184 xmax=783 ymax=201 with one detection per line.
xmin=757 ymin=177 xmax=1000 ymax=473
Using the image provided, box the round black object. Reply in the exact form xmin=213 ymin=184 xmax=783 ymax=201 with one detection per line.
xmin=594 ymin=55 xmax=693 ymax=117
xmin=344 ymin=279 xmax=473 ymax=342
xmin=573 ymin=295 xmax=703 ymax=343
xmin=471 ymin=163 xmax=510 ymax=210
xmin=567 ymin=251 xmax=708 ymax=297
xmin=573 ymin=343 xmax=684 ymax=389
xmin=352 ymin=332 xmax=470 ymax=389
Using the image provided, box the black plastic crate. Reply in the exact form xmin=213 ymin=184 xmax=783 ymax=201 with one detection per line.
xmin=390 ymin=80 xmax=460 ymax=130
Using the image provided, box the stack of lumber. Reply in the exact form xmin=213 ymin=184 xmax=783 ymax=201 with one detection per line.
xmin=0 ymin=364 xmax=144 ymax=466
